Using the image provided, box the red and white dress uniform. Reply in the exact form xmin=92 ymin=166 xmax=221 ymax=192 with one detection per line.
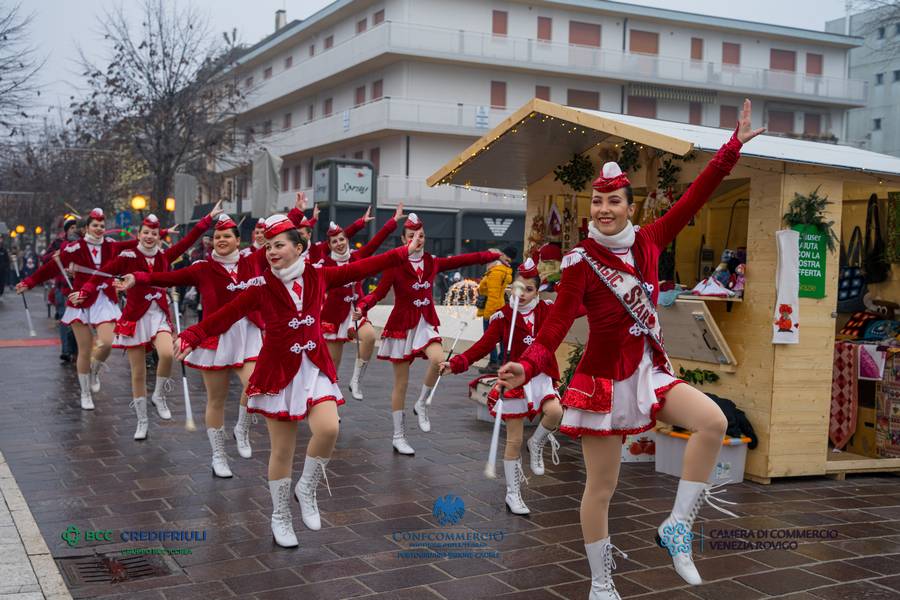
xmin=132 ymin=214 xmax=264 ymax=370
xmin=22 ymin=208 xmax=132 ymax=326
xmin=81 ymin=214 xmax=213 ymax=349
xmin=358 ymin=214 xmax=500 ymax=362
xmin=178 ymin=214 xmax=411 ymax=421
xmin=518 ymin=133 xmax=743 ymax=438
xmin=286 ymin=209 xmax=367 ymax=265
xmin=240 ymin=218 xmax=269 ymax=276
xmin=450 ymin=261 xmax=560 ymax=420
xmin=320 ymin=218 xmax=397 ymax=341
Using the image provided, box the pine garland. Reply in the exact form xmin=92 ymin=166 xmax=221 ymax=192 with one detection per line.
xmin=782 ymin=186 xmax=838 ymax=252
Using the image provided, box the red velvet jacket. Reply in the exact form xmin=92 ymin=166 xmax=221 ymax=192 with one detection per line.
xmin=520 ymin=133 xmax=743 ymax=384
xmin=80 ymin=216 xmax=212 ymax=336
xmin=320 ymin=217 xmax=397 ymax=331
xmin=358 ymin=250 xmax=500 ymax=338
xmin=179 ymin=246 xmax=409 ymax=395
xmin=24 ymin=237 xmax=138 ymax=308
xmin=287 ymin=209 xmax=365 ymax=264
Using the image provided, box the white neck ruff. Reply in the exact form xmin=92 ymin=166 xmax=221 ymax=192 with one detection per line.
xmin=211 ymin=249 xmax=240 ymax=265
xmin=272 ymin=255 xmax=306 ymax=282
xmin=588 ymin=221 xmax=636 ymax=249
xmin=517 ymin=296 xmax=539 ymax=314
xmin=137 ymin=243 xmax=159 ymax=257
xmin=331 ymin=248 xmax=351 ymax=263
xmin=84 ymin=233 xmax=104 ymax=246
xmin=409 ymin=249 xmax=424 ymax=261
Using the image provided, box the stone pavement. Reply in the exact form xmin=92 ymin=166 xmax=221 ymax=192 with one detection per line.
xmin=2 ymin=289 xmax=900 ymax=600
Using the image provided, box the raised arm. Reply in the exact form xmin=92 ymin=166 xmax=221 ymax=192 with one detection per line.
xmin=356 ymin=218 xmax=397 ymax=259
xmin=136 ymin=261 xmax=204 ymax=288
xmin=435 ymin=250 xmax=501 ymax=273
xmin=449 ymin=314 xmax=505 ymax=373
xmin=324 ymin=246 xmax=407 ymax=289
xmin=177 ymin=284 xmax=261 ymax=355
xmin=164 ymin=214 xmax=213 ymax=261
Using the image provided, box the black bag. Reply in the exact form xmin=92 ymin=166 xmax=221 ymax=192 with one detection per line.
xmin=475 ymin=294 xmax=488 ymax=310
xmin=838 ymin=226 xmax=868 ymax=313
xmin=673 ymin=394 xmax=758 ymax=450
xmin=865 ymin=194 xmax=890 ymax=284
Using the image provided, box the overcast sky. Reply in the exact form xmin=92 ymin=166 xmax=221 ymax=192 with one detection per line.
xmin=23 ymin=0 xmax=852 ymax=116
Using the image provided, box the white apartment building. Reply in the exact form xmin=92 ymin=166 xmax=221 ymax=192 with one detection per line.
xmin=216 ymin=0 xmax=867 ymax=255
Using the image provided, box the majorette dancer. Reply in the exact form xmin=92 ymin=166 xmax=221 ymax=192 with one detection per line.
xmin=17 ymin=208 xmax=137 ymax=409
xmin=321 ymin=204 xmax=407 ymax=400
xmin=117 ymin=212 xmax=264 ymax=477
xmin=441 ymin=258 xmax=564 ymax=515
xmin=78 ymin=204 xmax=221 ymax=440
xmin=287 ymin=192 xmax=371 ymax=264
xmin=356 ymin=214 xmax=507 ymax=455
xmin=172 ymin=214 xmax=423 ymax=548
xmin=499 ymin=100 xmax=763 ymax=599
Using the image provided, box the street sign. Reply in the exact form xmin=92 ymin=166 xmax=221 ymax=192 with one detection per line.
xmin=475 ymin=106 xmax=489 ymax=128
xmin=115 ymin=211 xmax=132 ymax=229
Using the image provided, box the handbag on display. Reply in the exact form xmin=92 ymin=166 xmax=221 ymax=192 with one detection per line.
xmin=864 ymin=194 xmax=890 ymax=284
xmin=837 ymin=226 xmax=868 ymax=313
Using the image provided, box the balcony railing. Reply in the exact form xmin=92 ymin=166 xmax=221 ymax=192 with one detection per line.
xmin=242 ymin=20 xmax=867 ymax=111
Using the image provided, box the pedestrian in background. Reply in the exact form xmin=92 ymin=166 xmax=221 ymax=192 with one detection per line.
xmin=0 ymin=239 xmax=9 ymax=295
xmin=476 ymin=247 xmax=512 ymax=373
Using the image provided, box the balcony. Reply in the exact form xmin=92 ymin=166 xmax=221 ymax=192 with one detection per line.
xmin=241 ymin=21 xmax=868 ymax=112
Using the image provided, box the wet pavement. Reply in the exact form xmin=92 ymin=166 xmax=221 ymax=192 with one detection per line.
xmin=1 ymin=289 xmax=900 ymax=599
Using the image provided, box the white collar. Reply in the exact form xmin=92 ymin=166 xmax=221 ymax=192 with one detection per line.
xmin=84 ymin=233 xmax=104 ymax=245
xmin=517 ymin=297 xmax=539 ymax=314
xmin=272 ymin=255 xmax=306 ymax=283
xmin=409 ymin=249 xmax=424 ymax=261
xmin=588 ymin=220 xmax=636 ymax=249
xmin=331 ymin=248 xmax=351 ymax=263
xmin=211 ymin=249 xmax=240 ymax=265
xmin=137 ymin=243 xmax=159 ymax=257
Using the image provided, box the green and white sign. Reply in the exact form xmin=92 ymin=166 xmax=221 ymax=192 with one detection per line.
xmin=794 ymin=224 xmax=827 ymax=299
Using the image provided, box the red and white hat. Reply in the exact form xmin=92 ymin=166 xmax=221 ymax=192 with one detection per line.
xmin=538 ymin=242 xmax=563 ymax=262
xmin=142 ymin=214 xmax=160 ymax=229
xmin=404 ymin=212 xmax=423 ymax=231
xmin=263 ymin=214 xmax=296 ymax=239
xmin=254 ymin=218 xmax=266 ymax=230
xmin=327 ymin=221 xmax=344 ymax=237
xmin=518 ymin=257 xmax=539 ymax=279
xmin=214 ymin=213 xmax=238 ymax=231
xmin=592 ymin=161 xmax=631 ymax=193
xmin=88 ymin=208 xmax=105 ymax=221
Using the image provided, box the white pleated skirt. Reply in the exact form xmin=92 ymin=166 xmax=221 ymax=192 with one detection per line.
xmin=248 ymin=354 xmax=344 ymax=421
xmin=112 ymin=302 xmax=171 ymax=349
xmin=377 ymin=316 xmax=441 ymax=362
xmin=184 ymin=318 xmax=262 ymax=371
xmin=61 ymin=294 xmax=121 ymax=327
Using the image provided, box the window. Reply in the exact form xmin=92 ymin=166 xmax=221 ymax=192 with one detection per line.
xmin=876 ymin=73 xmax=884 ymax=85
xmin=490 ymin=81 xmax=506 ymax=108
xmin=896 ymin=23 xmax=900 ymax=36
xmin=374 ymin=9 xmax=385 ymax=25
xmin=629 ymin=30 xmax=659 ymax=55
xmin=690 ymin=37 xmax=703 ymax=61
xmin=770 ymin=49 xmax=796 ymax=72
xmin=806 ymin=53 xmax=823 ymax=76
xmin=719 ymin=105 xmax=738 ymax=128
xmin=537 ymin=16 xmax=552 ymax=41
xmin=370 ymin=147 xmax=380 ymax=171
xmin=492 ymin=10 xmax=508 ymax=36
xmin=309 ymin=44 xmax=315 ymax=57
xmin=722 ymin=42 xmax=740 ymax=66
xmin=767 ymin=110 xmax=794 ymax=133
xmin=324 ymin=98 xmax=333 ymax=116
xmin=535 ymin=85 xmax=550 ymax=101
xmin=281 ymin=167 xmax=289 ymax=192
xmin=306 ymin=158 xmax=314 ymax=187
xmin=877 ymin=26 xmax=885 ymax=39
xmin=569 ymin=21 xmax=601 ymax=46
xmin=567 ymin=89 xmax=599 ymax=110
xmin=874 ymin=118 xmax=882 ymax=130
xmin=353 ymin=150 xmax=364 ymax=159
xmin=263 ymin=120 xmax=272 ymax=135
xmin=627 ymin=96 xmax=656 ymax=118
xmin=293 ymin=165 xmax=302 ymax=190
xmin=372 ymin=79 xmax=383 ymax=99
xmin=804 ymin=113 xmax=821 ymax=136
xmin=307 ymin=105 xmax=314 ymax=122
xmin=324 ymin=35 xmax=333 ymax=50
xmin=689 ymin=102 xmax=702 ymax=125
xmin=243 ymin=127 xmax=254 ymax=144
xmin=263 ymin=66 xmax=273 ymax=79
xmin=894 ymin=70 xmax=900 ymax=82
xmin=284 ymin=55 xmax=293 ymax=69
xmin=355 ymin=86 xmax=366 ymax=106
xmin=357 ymin=18 xmax=367 ymax=34
xmin=283 ymin=112 xmax=292 ymax=130
xmin=244 ymin=76 xmax=253 ymax=88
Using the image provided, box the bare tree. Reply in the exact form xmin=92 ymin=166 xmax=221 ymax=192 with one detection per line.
xmin=853 ymin=1 xmax=900 ymax=58
xmin=72 ymin=0 xmax=246 ymax=213
xmin=0 ymin=2 xmax=43 ymax=134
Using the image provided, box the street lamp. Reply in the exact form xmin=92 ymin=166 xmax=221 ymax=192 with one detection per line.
xmin=15 ymin=225 xmax=25 ymax=233
xmin=165 ymin=197 xmax=176 ymax=212
xmin=34 ymin=226 xmax=42 ymax=234
xmin=130 ymin=195 xmax=147 ymax=211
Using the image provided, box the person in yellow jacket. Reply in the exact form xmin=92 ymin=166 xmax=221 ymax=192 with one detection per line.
xmin=477 ymin=248 xmax=513 ymax=372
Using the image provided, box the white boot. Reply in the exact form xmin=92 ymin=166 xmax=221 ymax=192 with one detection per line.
xmin=392 ymin=410 xmax=415 ymax=455
xmin=656 ymin=480 xmax=739 ymax=585
xmin=503 ymin=459 xmax=530 ymax=515
xmin=130 ymin=397 xmax=149 ymax=441
xmin=206 ymin=427 xmax=233 ymax=478
xmin=586 ymin=537 xmax=628 ymax=600
xmin=526 ymin=423 xmax=561 ymax=476
xmin=77 ymin=374 xmax=94 ymax=410
xmin=90 ymin=359 xmax=105 ymax=393
xmin=294 ymin=455 xmax=331 ymax=531
xmin=150 ymin=376 xmax=173 ymax=420
xmin=233 ymin=405 xmax=252 ymax=459
xmin=413 ymin=385 xmax=433 ymax=432
xmin=268 ymin=478 xmax=298 ymax=547
xmin=348 ymin=359 xmax=367 ymax=401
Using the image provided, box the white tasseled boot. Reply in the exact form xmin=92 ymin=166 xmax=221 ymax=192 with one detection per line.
xmin=294 ymin=455 xmax=331 ymax=531
xmin=503 ymin=458 xmax=531 ymax=515
xmin=348 ymin=359 xmax=367 ymax=401
xmin=392 ymin=410 xmax=415 ymax=455
xmin=526 ymin=423 xmax=561 ymax=476
xmin=77 ymin=373 xmax=94 ymax=410
xmin=233 ymin=405 xmax=252 ymax=459
xmin=206 ymin=427 xmax=233 ymax=478
xmin=413 ymin=385 xmax=433 ymax=432
xmin=268 ymin=478 xmax=298 ymax=548
xmin=656 ymin=480 xmax=739 ymax=585
xmin=150 ymin=376 xmax=173 ymax=420
xmin=586 ymin=537 xmax=628 ymax=600
xmin=89 ymin=359 xmax=105 ymax=393
xmin=130 ymin=397 xmax=149 ymax=441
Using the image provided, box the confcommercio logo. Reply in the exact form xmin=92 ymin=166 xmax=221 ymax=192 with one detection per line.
xmin=60 ymin=525 xmax=206 ymax=547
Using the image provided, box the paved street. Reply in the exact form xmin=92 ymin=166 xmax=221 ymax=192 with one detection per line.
xmin=1 ymin=289 xmax=900 ymax=600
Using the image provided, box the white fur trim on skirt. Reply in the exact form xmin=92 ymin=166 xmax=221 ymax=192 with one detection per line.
xmin=113 ymin=302 xmax=171 ymax=349
xmin=377 ymin=315 xmax=441 ymax=362
xmin=560 ymin=345 xmax=682 ymax=437
xmin=248 ymin=354 xmax=345 ymax=421
xmin=61 ymin=294 xmax=121 ymax=327
xmin=487 ymin=372 xmax=559 ymax=420
xmin=323 ymin=311 xmax=368 ymax=342
xmin=184 ymin=318 xmax=262 ymax=371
